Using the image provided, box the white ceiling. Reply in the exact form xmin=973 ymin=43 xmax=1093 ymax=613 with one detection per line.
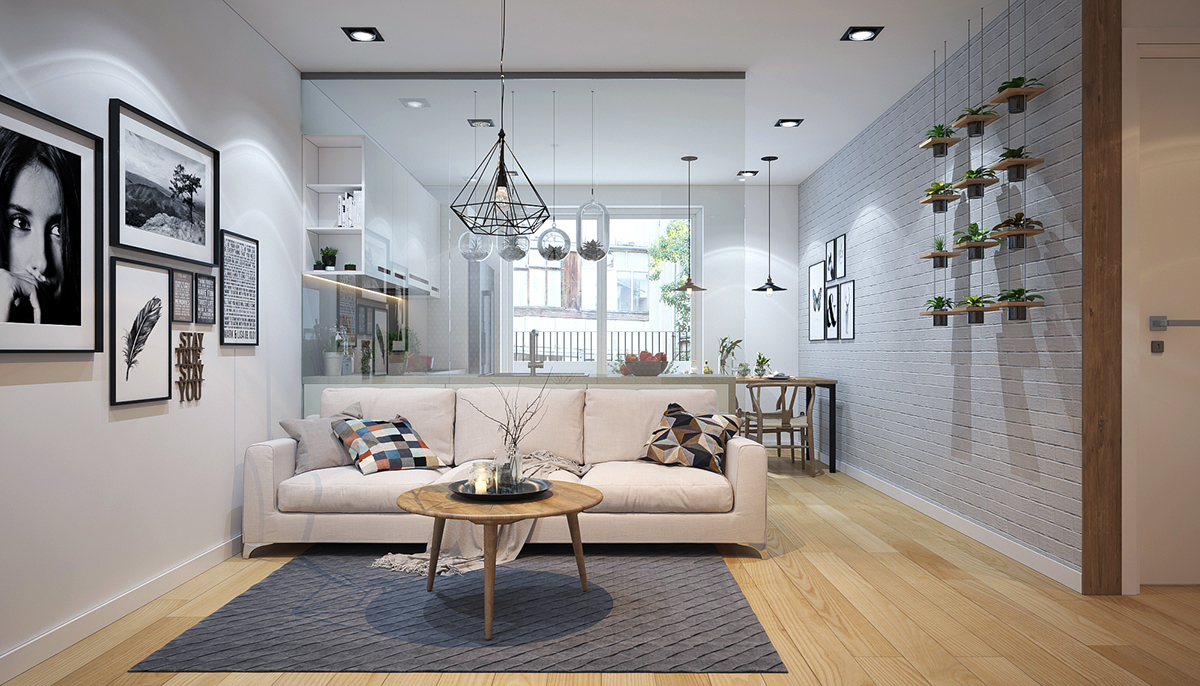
xmin=226 ymin=0 xmax=1009 ymax=186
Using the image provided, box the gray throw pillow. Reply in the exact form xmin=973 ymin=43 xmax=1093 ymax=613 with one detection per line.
xmin=280 ymin=402 xmax=364 ymax=475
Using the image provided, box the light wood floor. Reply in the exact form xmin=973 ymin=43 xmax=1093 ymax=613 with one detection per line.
xmin=7 ymin=457 xmax=1200 ymax=686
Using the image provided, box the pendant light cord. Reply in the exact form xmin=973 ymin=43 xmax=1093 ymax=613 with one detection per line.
xmin=552 ymin=90 xmax=557 ymax=218
xmin=590 ymin=90 xmax=596 ymax=200
xmin=767 ymin=159 xmax=772 ymax=280
xmin=499 ymin=0 xmax=507 ymax=131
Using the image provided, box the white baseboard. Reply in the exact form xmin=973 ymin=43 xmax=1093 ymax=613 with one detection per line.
xmin=0 ymin=536 xmax=242 ymax=684
xmin=837 ymin=464 xmax=1083 ymax=593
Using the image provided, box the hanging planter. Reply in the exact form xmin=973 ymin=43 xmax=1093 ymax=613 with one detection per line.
xmin=952 ymin=106 xmax=1000 ymax=137
xmin=922 ymin=296 xmax=955 ymax=327
xmin=920 ymin=181 xmax=960 ymax=213
xmin=991 ymin=212 xmax=1045 ymax=249
xmin=919 ymin=125 xmax=961 ymax=158
xmin=497 ymin=235 xmax=529 ymax=262
xmin=952 ymin=167 xmax=1000 ymax=199
xmin=537 ymin=224 xmax=570 ymax=261
xmin=575 ymin=200 xmax=610 ymax=261
xmin=990 ymin=146 xmax=1044 ymax=182
xmin=918 ymin=237 xmax=960 ymax=268
xmin=458 ymin=232 xmax=493 ymax=262
xmin=953 ymin=223 xmax=1000 ymax=259
xmin=996 ymin=288 xmax=1045 ymax=321
xmin=955 ymin=295 xmax=997 ymax=324
xmin=990 ymin=77 xmax=1046 ymax=114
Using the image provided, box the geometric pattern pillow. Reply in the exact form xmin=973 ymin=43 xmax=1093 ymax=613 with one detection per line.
xmin=638 ymin=402 xmax=740 ymax=474
xmin=331 ymin=415 xmax=441 ymax=475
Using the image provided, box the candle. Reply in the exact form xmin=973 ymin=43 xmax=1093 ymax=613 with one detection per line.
xmin=474 ymin=472 xmax=489 ymax=494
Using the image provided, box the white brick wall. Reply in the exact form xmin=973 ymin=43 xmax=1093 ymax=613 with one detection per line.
xmin=796 ymin=0 xmax=1084 ymax=570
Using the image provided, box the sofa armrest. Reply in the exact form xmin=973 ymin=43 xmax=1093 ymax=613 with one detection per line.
xmin=723 ymin=436 xmax=768 ymax=545
xmin=242 ymin=438 xmax=296 ymax=551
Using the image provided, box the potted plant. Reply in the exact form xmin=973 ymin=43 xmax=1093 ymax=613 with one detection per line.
xmin=343 ymin=262 xmax=357 ymax=271
xmin=754 ymin=352 xmax=770 ymax=378
xmin=957 ymin=294 xmax=995 ymax=324
xmin=957 ymin=167 xmax=999 ymax=198
xmin=992 ymin=146 xmax=1042 ymax=181
xmin=997 ymin=287 xmax=1045 ymax=321
xmin=736 ymin=362 xmax=752 ymax=378
xmin=312 ymin=260 xmax=324 ymax=271
xmin=923 ymin=124 xmax=958 ymax=157
xmin=717 ymin=336 xmax=743 ymax=375
xmin=953 ymin=223 xmax=995 ymax=259
xmin=923 ymin=181 xmax=959 ymax=213
xmin=954 ymin=105 xmax=999 ymax=136
xmin=359 ymin=341 xmax=373 ymax=376
xmin=923 ymin=236 xmax=956 ymax=268
xmin=381 ymin=326 xmax=421 ymax=375
xmin=320 ymin=246 xmax=338 ymax=269
xmin=994 ymin=76 xmax=1045 ymax=113
xmin=992 ymin=212 xmax=1044 ymax=248
xmin=924 ymin=295 xmax=955 ymax=327
xmin=321 ymin=332 xmax=344 ymax=376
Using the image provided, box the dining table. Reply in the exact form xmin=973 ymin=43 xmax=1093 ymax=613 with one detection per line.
xmin=735 ymin=376 xmax=839 ymax=473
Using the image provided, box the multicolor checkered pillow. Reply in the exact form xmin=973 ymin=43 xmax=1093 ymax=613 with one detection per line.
xmin=331 ymin=416 xmax=442 ymax=474
xmin=638 ymin=403 xmax=740 ymax=474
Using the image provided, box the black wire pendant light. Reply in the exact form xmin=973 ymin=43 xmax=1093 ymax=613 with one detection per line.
xmin=673 ymin=155 xmax=705 ymax=292
xmin=752 ymin=155 xmax=786 ymax=293
xmin=450 ymin=0 xmax=549 ymax=237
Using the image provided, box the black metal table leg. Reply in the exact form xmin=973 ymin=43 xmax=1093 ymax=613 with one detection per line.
xmin=825 ymin=383 xmax=837 ymax=473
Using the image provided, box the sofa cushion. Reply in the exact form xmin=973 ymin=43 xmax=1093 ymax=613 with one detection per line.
xmin=580 ymin=461 xmax=733 ymax=513
xmin=321 ymin=388 xmax=455 ymax=463
xmin=639 ymin=403 xmax=740 ymax=474
xmin=455 ymin=387 xmax=585 ymax=464
xmin=583 ymin=389 xmax=719 ymax=464
xmin=333 ymin=416 xmax=442 ymax=474
xmin=280 ymin=402 xmax=363 ymax=476
xmin=278 ymin=466 xmax=443 ymax=513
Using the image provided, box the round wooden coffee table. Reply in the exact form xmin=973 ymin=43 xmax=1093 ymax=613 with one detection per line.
xmin=396 ymin=480 xmax=603 ymax=640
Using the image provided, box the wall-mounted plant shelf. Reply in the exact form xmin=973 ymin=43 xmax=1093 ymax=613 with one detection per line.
xmin=920 ymin=194 xmax=961 ymax=213
xmin=991 ymin=226 xmax=1045 ymax=249
xmin=990 ymin=157 xmax=1044 ymax=182
xmin=952 ymin=177 xmax=1001 ymax=199
xmin=919 ymin=310 xmax=951 ymax=326
xmin=995 ymin=300 xmax=1045 ymax=320
xmin=990 ymin=87 xmax=1045 ymax=113
xmin=953 ymin=240 xmax=1000 ymax=259
xmin=919 ymin=137 xmax=962 ymax=158
xmin=919 ymin=250 xmax=962 ymax=268
xmin=952 ymin=113 xmax=1000 ymax=137
xmin=953 ymin=305 xmax=998 ymax=324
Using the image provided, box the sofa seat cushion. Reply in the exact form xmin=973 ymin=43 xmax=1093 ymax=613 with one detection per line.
xmin=278 ymin=466 xmax=444 ymax=513
xmin=579 ymin=461 xmax=732 ymax=513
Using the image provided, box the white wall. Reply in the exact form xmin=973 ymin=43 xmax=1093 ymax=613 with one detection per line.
xmin=0 ymin=1 xmax=301 ymax=680
xmin=744 ymin=182 xmax=799 ymax=378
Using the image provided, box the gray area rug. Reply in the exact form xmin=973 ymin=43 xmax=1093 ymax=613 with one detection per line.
xmin=132 ymin=543 xmax=785 ymax=673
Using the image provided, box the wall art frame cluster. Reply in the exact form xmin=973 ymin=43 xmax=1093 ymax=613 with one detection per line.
xmin=811 ymin=232 xmax=855 ymax=341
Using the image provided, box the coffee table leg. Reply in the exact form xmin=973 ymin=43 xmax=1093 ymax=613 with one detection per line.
xmin=566 ymin=512 xmax=588 ymax=591
xmin=483 ymin=523 xmax=498 ymax=640
xmin=426 ymin=517 xmax=446 ymax=592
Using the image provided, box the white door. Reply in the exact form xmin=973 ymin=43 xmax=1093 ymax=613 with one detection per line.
xmin=1135 ymin=44 xmax=1200 ymax=585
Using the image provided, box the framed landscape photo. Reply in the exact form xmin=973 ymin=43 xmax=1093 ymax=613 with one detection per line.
xmin=171 ymin=269 xmax=193 ymax=323
xmin=0 ymin=93 xmax=103 ymax=353
xmin=835 ymin=233 xmax=846 ymax=279
xmin=109 ymin=99 xmax=218 ymax=266
xmin=808 ymin=262 xmax=825 ymax=342
xmin=111 ymin=257 xmax=172 ymax=405
xmin=840 ymin=280 xmax=855 ymax=340
xmin=825 ymin=283 xmax=840 ymax=340
xmin=220 ymin=230 xmax=258 ymax=346
xmin=194 ymin=273 xmax=216 ymax=325
xmin=825 ymin=239 xmax=836 ymax=281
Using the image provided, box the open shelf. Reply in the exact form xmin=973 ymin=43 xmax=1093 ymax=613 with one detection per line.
xmin=951 ymin=178 xmax=1000 ymax=190
xmin=990 ymin=227 xmax=1045 ymax=239
xmin=306 ymin=183 xmax=363 ymax=194
xmin=990 ymin=158 xmax=1044 ymax=172
xmin=994 ymin=300 xmax=1046 ymax=308
xmin=919 ymin=251 xmax=963 ymax=259
xmin=306 ymin=227 xmax=362 ymax=236
xmin=919 ymin=137 xmax=962 ymax=149
xmin=990 ymin=87 xmax=1046 ymax=104
xmin=919 ymin=194 xmax=961 ymax=205
xmin=952 ymin=113 xmax=1000 ymax=129
xmin=953 ymin=240 xmax=1001 ymax=250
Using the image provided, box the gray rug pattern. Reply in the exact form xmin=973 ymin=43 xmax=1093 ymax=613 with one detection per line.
xmin=133 ymin=543 xmax=785 ymax=673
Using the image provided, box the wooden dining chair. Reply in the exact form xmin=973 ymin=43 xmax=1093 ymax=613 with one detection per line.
xmin=745 ymin=380 xmax=817 ymax=467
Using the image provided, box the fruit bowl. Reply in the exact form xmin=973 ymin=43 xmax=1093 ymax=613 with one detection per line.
xmin=624 ymin=360 xmax=669 ymax=376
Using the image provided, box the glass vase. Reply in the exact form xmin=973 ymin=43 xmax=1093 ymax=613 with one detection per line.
xmin=494 ymin=444 xmax=523 ymax=493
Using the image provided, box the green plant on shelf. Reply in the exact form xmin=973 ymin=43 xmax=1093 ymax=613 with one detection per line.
xmin=999 ymin=146 xmax=1030 ymax=160
xmin=992 ymin=212 xmax=1044 ymax=232
xmin=754 ymin=352 xmax=771 ymax=377
xmin=925 ymin=295 xmax=955 ymax=311
xmin=925 ymin=181 xmax=956 ymax=196
xmin=997 ymin=76 xmax=1044 ymax=92
xmin=925 ymin=124 xmax=956 ymax=138
xmin=933 ymin=236 xmax=946 ymax=252
xmin=954 ymin=222 xmax=991 ymax=244
xmin=958 ymin=294 xmax=995 ymax=308
xmin=997 ymin=288 xmax=1044 ymax=302
xmin=962 ymin=167 xmax=997 ymax=180
xmin=959 ymin=104 xmax=999 ymax=117
xmin=717 ymin=336 xmax=743 ymax=375
xmin=320 ymin=246 xmax=338 ymax=258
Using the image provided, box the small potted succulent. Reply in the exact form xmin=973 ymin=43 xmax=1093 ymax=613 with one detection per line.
xmin=953 ymin=222 xmax=995 ymax=260
xmin=997 ymin=287 xmax=1044 ymax=321
xmin=923 ymin=181 xmax=959 ymax=213
xmin=993 ymin=146 xmax=1042 ymax=181
xmin=958 ymin=167 xmax=998 ymax=198
xmin=957 ymin=294 xmax=995 ymax=324
xmin=995 ymin=76 xmax=1045 ymax=113
xmin=312 ymin=260 xmax=324 ymax=271
xmin=924 ymin=236 xmax=956 ymax=268
xmin=343 ymin=262 xmax=356 ymax=271
xmin=992 ymin=212 xmax=1044 ymax=248
xmin=923 ymin=124 xmax=958 ymax=157
xmin=955 ymin=105 xmax=999 ymax=137
xmin=320 ymin=246 xmax=338 ymax=270
xmin=924 ymin=295 xmax=955 ymax=327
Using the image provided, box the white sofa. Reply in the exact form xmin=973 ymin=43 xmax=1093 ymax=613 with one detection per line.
xmin=242 ymin=386 xmax=768 ymax=557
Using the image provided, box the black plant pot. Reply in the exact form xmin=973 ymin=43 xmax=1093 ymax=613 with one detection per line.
xmin=932 ymin=256 xmax=948 ymax=269
xmin=1007 ymin=164 xmax=1028 ymax=182
xmin=344 ymin=263 xmax=357 ymax=271
xmin=932 ymin=199 xmax=948 ymax=213
xmin=933 ymin=313 xmax=949 ymax=327
xmin=1007 ymin=94 xmax=1027 ymax=113
xmin=312 ymin=262 xmax=323 ymax=271
xmin=967 ymin=246 xmax=985 ymax=260
xmin=322 ymin=254 xmax=336 ymax=267
xmin=1008 ymin=234 xmax=1026 ymax=249
xmin=967 ymin=310 xmax=985 ymax=324
xmin=1007 ymin=306 xmax=1029 ymax=321
xmin=932 ymin=142 xmax=948 ymax=157
xmin=967 ymin=184 xmax=985 ymax=199
xmin=967 ymin=121 xmax=984 ymax=137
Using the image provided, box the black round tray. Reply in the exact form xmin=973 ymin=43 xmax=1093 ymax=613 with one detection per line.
xmin=449 ymin=477 xmax=553 ymax=501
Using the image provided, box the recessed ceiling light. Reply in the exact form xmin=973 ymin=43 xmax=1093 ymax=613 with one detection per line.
xmin=774 ymin=119 xmax=804 ymax=128
xmin=467 ymin=118 xmax=495 ymax=128
xmin=841 ymin=26 xmax=883 ymax=41
xmin=736 ymin=170 xmax=759 ymax=180
xmin=400 ymin=98 xmax=430 ymax=109
xmin=342 ymin=27 xmax=384 ymax=42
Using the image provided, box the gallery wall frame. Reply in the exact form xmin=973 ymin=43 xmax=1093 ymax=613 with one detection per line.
xmin=825 ymin=239 xmax=837 ymax=281
xmin=840 ymin=280 xmax=855 ymax=340
xmin=219 ymin=229 xmax=258 ymax=346
xmin=0 ymin=93 xmax=104 ymax=353
xmin=825 ymin=283 xmax=840 ymax=340
xmin=110 ymin=257 xmax=172 ymax=405
xmin=171 ymin=269 xmax=193 ymax=323
xmin=808 ymin=262 xmax=825 ymax=341
xmin=835 ymin=233 xmax=847 ymax=279
xmin=194 ymin=272 xmax=216 ymax=326
xmin=109 ymin=99 xmax=219 ymax=267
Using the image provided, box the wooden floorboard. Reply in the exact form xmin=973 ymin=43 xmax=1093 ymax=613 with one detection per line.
xmin=5 ymin=457 xmax=1198 ymax=686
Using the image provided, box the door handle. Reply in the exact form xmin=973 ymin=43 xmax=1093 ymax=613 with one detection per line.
xmin=1150 ymin=316 xmax=1200 ymax=331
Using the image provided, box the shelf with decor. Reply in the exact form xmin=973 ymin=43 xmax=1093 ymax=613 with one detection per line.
xmin=952 ymin=177 xmax=1000 ymax=198
xmin=952 ymin=112 xmax=1000 ymax=137
xmin=990 ymin=157 xmax=1044 ymax=182
xmin=920 ymin=193 xmax=961 ymax=213
xmin=919 ymin=250 xmax=962 ymax=269
xmin=990 ymin=75 xmax=1046 ymax=113
xmin=919 ymin=136 xmax=962 ymax=157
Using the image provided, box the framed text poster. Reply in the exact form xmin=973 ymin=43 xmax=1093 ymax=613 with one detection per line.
xmin=219 ymin=230 xmax=257 ymax=346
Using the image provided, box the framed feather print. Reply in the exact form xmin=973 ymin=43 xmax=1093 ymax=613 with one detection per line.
xmin=110 ymin=257 xmax=172 ymax=405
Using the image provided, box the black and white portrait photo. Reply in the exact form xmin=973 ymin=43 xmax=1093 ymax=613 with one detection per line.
xmin=825 ymin=284 xmax=840 ymax=340
xmin=840 ymin=280 xmax=855 ymax=340
xmin=835 ymin=233 xmax=846 ymax=279
xmin=110 ymin=100 xmax=218 ymax=266
xmin=825 ymin=239 xmax=836 ymax=281
xmin=110 ymin=257 xmax=172 ymax=405
xmin=808 ymin=262 xmax=824 ymax=342
xmin=1 ymin=94 xmax=102 ymax=353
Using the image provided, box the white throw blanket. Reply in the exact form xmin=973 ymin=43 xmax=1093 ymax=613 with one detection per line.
xmin=372 ymin=451 xmax=592 ymax=576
